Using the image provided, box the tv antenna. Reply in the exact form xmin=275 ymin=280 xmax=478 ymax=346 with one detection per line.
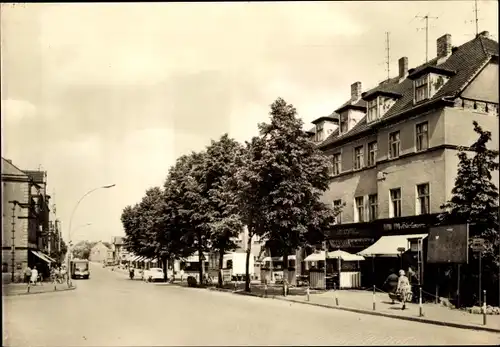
xmin=385 ymin=32 xmax=391 ymax=81
xmin=415 ymin=13 xmax=439 ymax=63
xmin=465 ymin=0 xmax=483 ymax=37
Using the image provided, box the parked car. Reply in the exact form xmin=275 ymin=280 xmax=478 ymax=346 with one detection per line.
xmin=144 ymin=268 xmax=165 ymax=282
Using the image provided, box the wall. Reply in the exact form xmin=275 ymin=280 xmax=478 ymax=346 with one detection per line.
xmin=443 ymin=107 xmax=499 ymax=149
xmin=461 ymin=62 xmax=499 ymax=103
xmin=377 ymin=149 xmax=447 ymax=218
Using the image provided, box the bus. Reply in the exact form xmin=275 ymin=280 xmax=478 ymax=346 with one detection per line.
xmin=70 ymin=259 xmax=90 ymax=279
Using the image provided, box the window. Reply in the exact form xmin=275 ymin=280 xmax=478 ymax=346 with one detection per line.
xmin=368 ymin=141 xmax=377 ymax=166
xmin=355 ymin=196 xmax=365 ymax=222
xmin=2 ymin=263 xmax=7 ymax=273
xmin=333 ymin=200 xmax=343 ymax=224
xmin=367 ymin=99 xmax=378 ymax=123
xmin=416 ymin=122 xmax=429 ymax=151
xmin=226 ymin=260 xmax=233 ymax=269
xmin=416 ymin=183 xmax=430 ymax=215
xmin=390 ymin=188 xmax=402 ymax=218
xmin=316 ymin=123 xmax=324 ymax=142
xmin=332 ymin=153 xmax=341 ymax=175
xmin=415 ymin=75 xmax=429 ymax=102
xmin=368 ymin=194 xmax=378 ymax=221
xmin=354 ymin=146 xmax=364 ymax=170
xmin=389 ymin=131 xmax=401 ymax=159
xmin=340 ymin=114 xmax=348 ymax=133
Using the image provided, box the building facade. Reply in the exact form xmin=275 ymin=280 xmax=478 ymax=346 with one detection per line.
xmin=307 ymin=32 xmax=498 ymax=271
xmin=89 ymin=241 xmax=112 ymax=263
xmin=2 ymin=158 xmax=55 ymax=282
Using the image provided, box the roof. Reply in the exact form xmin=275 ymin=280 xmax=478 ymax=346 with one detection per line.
xmin=357 ymin=234 xmax=427 ymax=257
xmin=24 ymin=170 xmax=46 ymax=184
xmin=1 ymin=158 xmax=28 ymax=176
xmin=113 ymin=236 xmax=124 ymax=245
xmin=318 ymin=33 xmax=499 ymax=150
xmin=311 ymin=115 xmax=339 ymax=125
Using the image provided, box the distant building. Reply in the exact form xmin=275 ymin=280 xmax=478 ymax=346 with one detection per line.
xmin=111 ymin=236 xmax=127 ymax=264
xmin=89 ymin=241 xmax=111 ymax=263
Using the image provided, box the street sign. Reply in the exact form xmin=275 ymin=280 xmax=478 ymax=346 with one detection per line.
xmin=471 ymin=238 xmax=485 ymax=252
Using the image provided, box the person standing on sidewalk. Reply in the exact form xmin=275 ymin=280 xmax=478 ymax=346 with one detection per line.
xmin=396 ymin=269 xmax=411 ymax=310
xmin=24 ymin=267 xmax=32 ymax=285
xmin=383 ymin=269 xmax=399 ymax=304
xmin=30 ymin=266 xmax=39 ymax=286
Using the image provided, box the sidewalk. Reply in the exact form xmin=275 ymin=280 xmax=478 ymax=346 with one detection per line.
xmin=279 ymin=289 xmax=500 ymax=333
xmin=2 ymin=282 xmax=76 ymax=296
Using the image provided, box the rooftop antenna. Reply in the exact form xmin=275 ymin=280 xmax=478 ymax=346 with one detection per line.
xmin=415 ymin=13 xmax=439 ymax=63
xmin=385 ymin=32 xmax=391 ymax=81
xmin=474 ymin=0 xmax=479 ymax=36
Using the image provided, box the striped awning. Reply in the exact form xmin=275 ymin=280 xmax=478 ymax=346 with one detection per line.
xmin=31 ymin=250 xmax=52 ymax=263
xmin=130 ymin=255 xmax=141 ymax=262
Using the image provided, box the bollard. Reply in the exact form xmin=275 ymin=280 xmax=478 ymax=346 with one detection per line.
xmin=234 ymin=281 xmax=237 ymax=291
xmin=264 ymin=283 xmax=268 ymax=298
xmin=306 ymin=286 xmax=310 ymax=301
xmin=483 ymin=290 xmax=487 ymax=326
xmin=419 ymin=287 xmax=424 ymax=317
xmin=372 ymin=285 xmax=376 ymax=311
xmin=435 ymin=285 xmax=439 ymax=304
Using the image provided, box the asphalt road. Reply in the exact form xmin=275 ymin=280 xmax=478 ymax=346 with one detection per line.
xmin=3 ymin=263 xmax=500 ymax=346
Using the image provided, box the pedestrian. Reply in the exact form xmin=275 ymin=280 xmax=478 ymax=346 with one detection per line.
xmin=383 ymin=269 xmax=399 ymax=304
xmin=396 ymin=269 xmax=411 ymax=310
xmin=31 ymin=266 xmax=39 ymax=286
xmin=180 ymin=269 xmax=184 ymax=282
xmin=24 ymin=266 xmax=32 ymax=285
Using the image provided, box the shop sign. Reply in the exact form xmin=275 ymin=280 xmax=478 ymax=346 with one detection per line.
xmin=382 ymin=221 xmax=427 ymax=232
xmin=329 ymin=238 xmax=375 ymax=249
xmin=330 ymin=224 xmax=374 ymax=238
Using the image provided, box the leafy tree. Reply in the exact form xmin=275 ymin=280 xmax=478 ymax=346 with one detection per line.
xmin=254 ymin=98 xmax=338 ymax=294
xmin=203 ymin=134 xmax=245 ymax=287
xmin=72 ymin=240 xmax=94 ymax=260
xmin=49 ymin=239 xmax=68 ymax=265
xmin=439 ymin=120 xmax=499 ymax=305
xmin=235 ymin=136 xmax=271 ymax=292
xmin=164 ymin=151 xmax=211 ymax=284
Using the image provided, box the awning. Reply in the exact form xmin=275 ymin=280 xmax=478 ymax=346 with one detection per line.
xmin=262 ymin=255 xmax=297 ymax=262
xmin=43 ymin=253 xmax=56 ymax=263
xmin=304 ymin=252 xmax=326 ymax=262
xmin=31 ymin=250 xmax=52 ymax=263
xmin=358 ymin=234 xmax=428 ymax=257
xmin=328 ymin=250 xmax=365 ymax=262
xmin=136 ymin=256 xmax=146 ymax=262
xmin=126 ymin=254 xmax=137 ymax=261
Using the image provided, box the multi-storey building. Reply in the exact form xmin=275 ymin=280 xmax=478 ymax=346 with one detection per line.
xmin=2 ymin=158 xmax=54 ymax=282
xmin=307 ymin=32 xmax=498 ymax=283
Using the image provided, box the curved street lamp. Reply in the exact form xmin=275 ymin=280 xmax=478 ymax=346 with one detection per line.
xmin=66 ymin=184 xmax=115 ymax=286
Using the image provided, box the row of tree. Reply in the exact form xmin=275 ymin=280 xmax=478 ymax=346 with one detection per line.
xmin=121 ymin=98 xmax=341 ymax=291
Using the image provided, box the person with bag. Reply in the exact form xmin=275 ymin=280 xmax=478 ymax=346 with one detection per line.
xmin=396 ymin=269 xmax=412 ymax=310
xmin=383 ymin=269 xmax=399 ymax=304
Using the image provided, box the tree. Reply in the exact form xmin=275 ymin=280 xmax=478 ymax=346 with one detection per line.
xmin=236 ymin=136 xmax=271 ymax=292
xmin=164 ymin=151 xmax=211 ymax=284
xmin=49 ymin=239 xmax=68 ymax=265
xmin=238 ymin=98 xmax=337 ymax=293
xmin=439 ymin=120 xmax=499 ymax=305
xmin=259 ymin=98 xmax=338 ymax=293
xmin=203 ymin=134 xmax=245 ymax=287
xmin=72 ymin=240 xmax=94 ymax=260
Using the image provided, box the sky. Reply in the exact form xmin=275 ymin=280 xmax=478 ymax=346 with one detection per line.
xmin=1 ymin=1 xmax=498 ymax=243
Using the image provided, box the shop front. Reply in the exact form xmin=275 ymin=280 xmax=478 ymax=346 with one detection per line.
xmin=327 ymin=214 xmax=447 ymax=289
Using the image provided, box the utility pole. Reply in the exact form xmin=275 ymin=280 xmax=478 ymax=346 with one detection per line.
xmin=415 ymin=13 xmax=439 ymax=62
xmin=385 ymin=32 xmax=391 ymax=80
xmin=9 ymin=200 xmax=19 ymax=282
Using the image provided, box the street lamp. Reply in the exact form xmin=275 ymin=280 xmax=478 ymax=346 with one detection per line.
xmin=66 ymin=184 xmax=115 ymax=286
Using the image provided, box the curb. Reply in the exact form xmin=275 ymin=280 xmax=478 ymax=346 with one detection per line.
xmin=3 ymin=285 xmax=77 ymax=297
xmin=203 ymin=287 xmax=500 ymax=334
xmin=274 ymin=297 xmax=500 ymax=334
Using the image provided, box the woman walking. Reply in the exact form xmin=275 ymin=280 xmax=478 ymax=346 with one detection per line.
xmin=396 ymin=269 xmax=411 ymax=310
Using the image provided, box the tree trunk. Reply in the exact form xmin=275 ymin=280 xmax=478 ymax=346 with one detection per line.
xmin=283 ymin=251 xmax=289 ymax=296
xmin=162 ymin=256 xmax=168 ymax=281
xmin=218 ymin=249 xmax=224 ymax=288
xmin=197 ymin=247 xmax=204 ymax=286
xmin=245 ymin=231 xmax=253 ymax=292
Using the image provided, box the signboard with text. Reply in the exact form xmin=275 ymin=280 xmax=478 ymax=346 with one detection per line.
xmin=427 ymin=224 xmax=469 ymax=264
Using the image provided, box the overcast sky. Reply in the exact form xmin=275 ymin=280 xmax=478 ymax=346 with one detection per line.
xmin=1 ymin=2 xmax=498 ymax=243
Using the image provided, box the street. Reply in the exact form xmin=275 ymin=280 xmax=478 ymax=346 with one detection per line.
xmin=3 ymin=263 xmax=500 ymax=346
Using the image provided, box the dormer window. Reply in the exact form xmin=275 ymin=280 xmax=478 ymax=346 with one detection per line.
xmin=362 ymin=91 xmax=401 ymax=124
xmin=409 ymin=66 xmax=455 ymax=104
xmin=315 ymin=122 xmax=324 ymax=142
xmin=367 ymin=99 xmax=378 ymax=123
xmin=415 ymin=75 xmax=429 ymax=102
xmin=339 ymin=114 xmax=348 ymax=134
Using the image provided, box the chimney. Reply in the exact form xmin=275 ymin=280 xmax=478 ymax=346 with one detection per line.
xmin=350 ymin=82 xmax=362 ymax=101
xmin=437 ymin=34 xmax=452 ymax=59
xmin=479 ymin=30 xmax=490 ymax=38
xmin=398 ymin=57 xmax=408 ymax=79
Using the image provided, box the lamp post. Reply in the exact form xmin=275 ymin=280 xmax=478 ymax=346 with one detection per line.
xmin=66 ymin=184 xmax=115 ymax=286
